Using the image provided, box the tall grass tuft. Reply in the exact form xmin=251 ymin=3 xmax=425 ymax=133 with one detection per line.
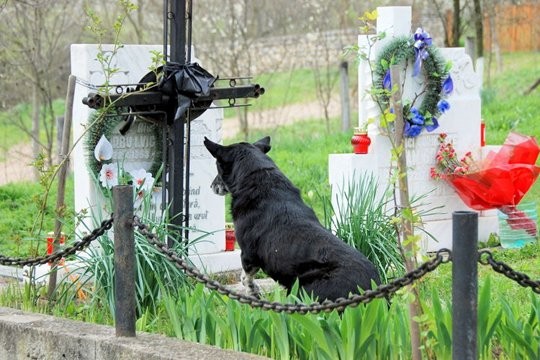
xmin=70 ymin=199 xmax=197 ymax=318
xmin=157 ymin=282 xmax=398 ymax=359
xmin=322 ymin=173 xmax=404 ymax=282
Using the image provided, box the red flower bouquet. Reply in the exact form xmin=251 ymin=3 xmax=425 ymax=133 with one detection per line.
xmin=431 ymin=132 xmax=540 ymax=236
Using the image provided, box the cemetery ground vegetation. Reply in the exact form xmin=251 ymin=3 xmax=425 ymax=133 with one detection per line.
xmin=0 ymin=51 xmax=539 ymax=358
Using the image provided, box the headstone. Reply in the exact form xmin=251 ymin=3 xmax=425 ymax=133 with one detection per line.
xmin=70 ymin=44 xmax=240 ymax=272
xmin=329 ymin=7 xmax=498 ymax=252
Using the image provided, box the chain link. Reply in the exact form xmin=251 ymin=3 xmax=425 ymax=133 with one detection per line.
xmin=134 ymin=216 xmax=451 ymax=314
xmin=0 ymin=217 xmax=114 ymax=267
xmin=478 ymin=249 xmax=540 ymax=294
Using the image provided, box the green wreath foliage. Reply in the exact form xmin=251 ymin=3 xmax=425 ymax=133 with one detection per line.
xmin=85 ymin=109 xmax=163 ymax=182
xmin=373 ymin=36 xmax=451 ymax=136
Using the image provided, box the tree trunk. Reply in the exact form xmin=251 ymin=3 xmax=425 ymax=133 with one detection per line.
xmin=473 ymin=0 xmax=483 ymax=58
xmin=491 ymin=15 xmax=503 ymax=73
xmin=239 ymin=103 xmax=249 ymax=141
xmin=390 ymin=65 xmax=422 ymax=360
xmin=48 ymin=75 xmax=75 ymax=300
xmin=452 ymin=0 xmax=461 ymax=46
xmin=31 ymin=85 xmax=41 ymax=181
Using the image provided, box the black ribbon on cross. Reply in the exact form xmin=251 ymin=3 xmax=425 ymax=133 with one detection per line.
xmin=159 ymin=62 xmax=217 ymax=121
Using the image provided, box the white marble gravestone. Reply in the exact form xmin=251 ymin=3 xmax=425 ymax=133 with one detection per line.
xmin=71 ymin=44 xmax=241 ymax=272
xmin=329 ymin=7 xmax=498 ymax=252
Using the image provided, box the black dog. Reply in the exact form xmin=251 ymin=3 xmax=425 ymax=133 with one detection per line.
xmin=204 ymin=136 xmax=381 ymax=301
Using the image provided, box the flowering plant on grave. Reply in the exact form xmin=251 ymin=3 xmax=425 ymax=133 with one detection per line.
xmin=94 ymin=134 xmax=161 ymax=210
xmin=375 ymin=28 xmax=454 ymax=137
xmin=430 ymin=133 xmax=477 ymax=179
xmin=85 ymin=109 xmax=163 ymax=186
xmin=431 ymin=132 xmax=540 ymax=236
xmin=80 ymin=131 xmax=189 ymax=318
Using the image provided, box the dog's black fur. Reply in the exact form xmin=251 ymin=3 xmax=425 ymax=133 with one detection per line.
xmin=204 ymin=136 xmax=381 ymax=301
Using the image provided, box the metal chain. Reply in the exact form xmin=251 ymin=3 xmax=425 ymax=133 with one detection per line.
xmin=134 ymin=216 xmax=451 ymax=314
xmin=478 ymin=249 xmax=540 ymax=294
xmin=0 ymin=217 xmax=114 ymax=267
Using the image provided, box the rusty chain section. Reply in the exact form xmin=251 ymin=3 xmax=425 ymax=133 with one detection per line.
xmin=478 ymin=249 xmax=540 ymax=294
xmin=0 ymin=217 xmax=114 ymax=267
xmin=134 ymin=216 xmax=451 ymax=313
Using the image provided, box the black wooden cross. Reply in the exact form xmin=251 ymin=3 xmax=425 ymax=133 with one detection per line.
xmin=82 ymin=0 xmax=264 ymax=246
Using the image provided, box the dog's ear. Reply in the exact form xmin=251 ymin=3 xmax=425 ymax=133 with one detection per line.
xmin=203 ymin=137 xmax=224 ymax=159
xmin=253 ymin=136 xmax=271 ymax=153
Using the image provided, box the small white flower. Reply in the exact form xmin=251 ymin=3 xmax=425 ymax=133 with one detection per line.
xmin=151 ymin=186 xmax=163 ymax=207
xmin=99 ymin=163 xmax=119 ymax=189
xmin=129 ymin=169 xmax=154 ymax=192
xmin=94 ymin=135 xmax=113 ymax=162
xmin=134 ymin=189 xmax=145 ymax=209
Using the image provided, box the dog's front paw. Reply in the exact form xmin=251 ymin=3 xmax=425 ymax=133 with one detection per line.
xmin=241 ymin=270 xmax=261 ymax=298
xmin=247 ymin=282 xmax=262 ymax=298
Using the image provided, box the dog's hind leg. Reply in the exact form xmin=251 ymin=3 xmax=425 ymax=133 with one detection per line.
xmin=241 ymin=268 xmax=261 ymax=298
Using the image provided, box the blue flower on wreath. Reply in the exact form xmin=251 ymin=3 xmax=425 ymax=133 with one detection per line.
xmin=409 ymin=107 xmax=425 ymax=125
xmin=425 ymin=117 xmax=439 ymax=132
xmin=403 ymin=73 xmax=452 ymax=137
xmin=405 ymin=107 xmax=433 ymax=137
xmin=413 ymin=27 xmax=432 ymax=77
xmin=383 ymin=70 xmax=392 ymax=90
xmin=442 ymin=76 xmax=454 ymax=95
xmin=404 ymin=122 xmax=423 ymax=137
xmin=437 ymin=99 xmax=450 ymax=113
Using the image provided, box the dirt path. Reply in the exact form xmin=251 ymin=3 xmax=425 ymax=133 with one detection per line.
xmin=0 ymin=98 xmax=342 ymax=186
xmin=0 ymin=143 xmax=36 ymax=185
xmin=222 ymin=97 xmax=341 ymax=139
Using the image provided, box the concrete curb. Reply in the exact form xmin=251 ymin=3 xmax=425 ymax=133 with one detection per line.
xmin=0 ymin=307 xmax=268 ymax=360
xmin=0 ymin=265 xmax=23 ymax=280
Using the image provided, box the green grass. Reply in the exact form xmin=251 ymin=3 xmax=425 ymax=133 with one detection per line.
xmin=0 ymin=103 xmax=32 ymax=156
xmin=222 ymin=66 xmax=354 ymax=118
xmin=1 ymin=252 xmax=538 ymax=359
xmin=482 ymin=52 xmax=540 ymax=214
xmin=0 ymin=176 xmax=74 ymax=257
xmin=483 ymin=52 xmax=540 ymax=145
xmin=424 ymin=242 xmax=540 ymax=318
xmin=0 ymin=99 xmax=65 ymax=162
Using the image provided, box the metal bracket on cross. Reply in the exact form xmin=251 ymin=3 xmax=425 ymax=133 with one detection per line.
xmin=81 ymin=64 xmax=265 ymax=123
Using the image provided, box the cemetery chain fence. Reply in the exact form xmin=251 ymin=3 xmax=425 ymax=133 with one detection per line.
xmin=1 ymin=215 xmax=538 ymax=313
xmin=0 ymin=218 xmax=113 ymax=267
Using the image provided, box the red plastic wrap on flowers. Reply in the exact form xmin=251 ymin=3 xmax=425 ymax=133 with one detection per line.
xmin=446 ymin=132 xmax=540 ymax=210
xmin=448 ymin=165 xmax=540 ymax=210
xmin=443 ymin=132 xmax=540 ymax=236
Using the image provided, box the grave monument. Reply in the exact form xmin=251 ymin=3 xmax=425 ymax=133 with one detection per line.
xmin=71 ymin=44 xmax=241 ymax=272
xmin=328 ymin=6 xmax=498 ymax=252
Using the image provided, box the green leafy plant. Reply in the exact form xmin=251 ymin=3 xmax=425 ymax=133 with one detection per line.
xmin=322 ymin=173 xmax=404 ymax=282
xmin=477 ymin=277 xmax=503 ymax=358
xmin=496 ymin=293 xmax=540 ymax=359
xmin=72 ymin=204 xmax=194 ymax=317
xmin=3 ymin=267 xmax=539 ymax=359
xmin=84 ymin=0 xmax=138 ymax=94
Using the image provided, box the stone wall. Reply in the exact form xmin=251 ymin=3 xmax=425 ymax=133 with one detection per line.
xmin=0 ymin=306 xmax=266 ymax=360
xmin=196 ymin=29 xmax=358 ymax=75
